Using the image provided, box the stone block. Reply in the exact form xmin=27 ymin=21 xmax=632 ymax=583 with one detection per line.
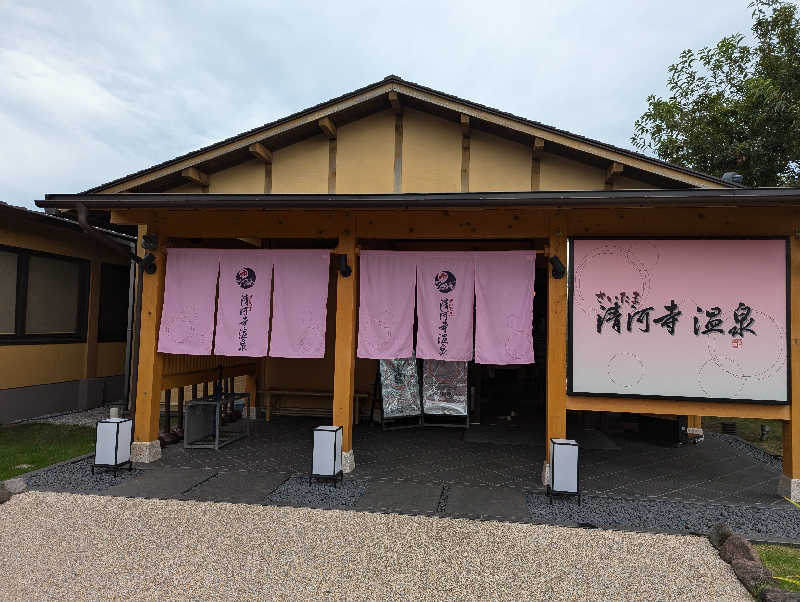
xmin=778 ymin=475 xmax=800 ymax=502
xmin=4 ymin=478 xmax=27 ymax=495
xmin=342 ymin=450 xmax=355 ymax=474
xmin=710 ymin=523 xmax=733 ymax=549
xmin=130 ymin=440 xmax=162 ymax=463
xmin=731 ymin=559 xmax=772 ymax=591
xmin=721 ymin=534 xmax=761 ymax=565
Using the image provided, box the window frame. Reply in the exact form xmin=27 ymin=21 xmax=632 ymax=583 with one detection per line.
xmin=97 ymin=262 xmax=131 ymax=343
xmin=0 ymin=243 xmax=90 ymax=345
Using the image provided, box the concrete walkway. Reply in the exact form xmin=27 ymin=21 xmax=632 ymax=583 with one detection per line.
xmin=0 ymin=491 xmax=748 ymax=601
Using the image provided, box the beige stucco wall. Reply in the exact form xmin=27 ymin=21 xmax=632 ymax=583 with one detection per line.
xmin=337 ymin=110 xmax=395 ymax=193
xmin=539 ymin=152 xmax=606 ymax=190
xmin=166 ymin=182 xmax=204 ymax=194
xmin=614 ymin=176 xmax=658 ymax=190
xmin=470 ymin=130 xmax=531 ymax=192
xmin=272 ymin=134 xmax=329 ymax=193
xmin=0 ymin=213 xmax=129 ymax=390
xmin=402 ymin=108 xmax=461 ymax=193
xmin=209 ymin=159 xmax=265 ymax=193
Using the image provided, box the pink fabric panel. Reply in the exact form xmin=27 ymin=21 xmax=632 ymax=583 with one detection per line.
xmin=157 ymin=248 xmax=220 ymax=355
xmin=357 ymin=251 xmax=417 ymax=359
xmin=416 ymin=254 xmax=475 ymax=361
xmin=475 ymin=251 xmax=536 ymax=365
xmin=214 ymin=250 xmax=273 ymax=357
xmin=269 ymin=250 xmax=331 ymax=358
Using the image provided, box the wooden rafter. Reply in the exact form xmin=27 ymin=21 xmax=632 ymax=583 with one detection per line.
xmin=181 ymin=167 xmax=209 ymax=186
xmin=532 ymin=137 xmax=545 ymax=157
xmin=318 ymin=116 xmax=337 ymax=139
xmin=248 ymin=142 xmax=272 ymax=163
xmin=605 ymin=161 xmax=624 ymax=190
xmin=388 ymin=91 xmax=403 ymax=114
xmin=460 ymin=114 xmax=470 ymax=137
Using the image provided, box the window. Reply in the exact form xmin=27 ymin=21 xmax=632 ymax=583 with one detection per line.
xmin=98 ymin=263 xmax=131 ymax=342
xmin=0 ymin=244 xmax=89 ymax=344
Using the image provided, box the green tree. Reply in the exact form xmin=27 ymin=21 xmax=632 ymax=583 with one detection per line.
xmin=632 ymin=0 xmax=800 ymax=186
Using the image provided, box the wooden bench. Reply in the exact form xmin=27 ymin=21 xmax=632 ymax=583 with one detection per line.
xmin=263 ymin=389 xmax=370 ymax=423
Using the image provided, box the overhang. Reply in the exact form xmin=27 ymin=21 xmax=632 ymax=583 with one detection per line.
xmin=38 ymin=188 xmax=800 ymax=211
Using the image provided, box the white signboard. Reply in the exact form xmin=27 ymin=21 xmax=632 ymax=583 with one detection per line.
xmin=569 ymin=238 xmax=788 ymax=403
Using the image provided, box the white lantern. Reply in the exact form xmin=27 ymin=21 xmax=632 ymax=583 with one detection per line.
xmin=549 ymin=438 xmax=580 ymax=501
xmin=93 ymin=418 xmax=133 ymax=474
xmin=311 ymin=425 xmax=343 ymax=481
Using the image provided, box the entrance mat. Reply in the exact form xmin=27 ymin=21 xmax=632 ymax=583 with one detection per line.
xmin=443 ymin=485 xmax=529 ymax=522
xmin=355 ymin=481 xmax=443 ymax=515
xmin=268 ymin=476 xmax=368 ymax=509
xmin=104 ymin=467 xmax=217 ymax=499
xmin=181 ymin=471 xmax=288 ymax=504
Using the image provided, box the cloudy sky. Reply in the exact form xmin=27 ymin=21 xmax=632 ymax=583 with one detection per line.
xmin=1 ymin=1 xmax=755 ymax=209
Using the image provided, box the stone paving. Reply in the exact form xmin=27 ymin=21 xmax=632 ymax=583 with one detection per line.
xmin=24 ymin=416 xmax=793 ymax=537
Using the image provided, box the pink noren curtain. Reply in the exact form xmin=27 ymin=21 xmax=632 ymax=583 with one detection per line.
xmin=357 ymin=251 xmax=417 ymax=359
xmin=157 ymin=248 xmax=220 ymax=355
xmin=269 ymin=250 xmax=331 ymax=358
xmin=215 ymin=250 xmax=273 ymax=357
xmin=416 ymin=253 xmax=475 ymax=361
xmin=474 ymin=251 xmax=536 ymax=365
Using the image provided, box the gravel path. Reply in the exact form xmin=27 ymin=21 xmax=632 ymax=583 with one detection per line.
xmin=13 ymin=406 xmax=113 ymax=427
xmin=25 ymin=456 xmax=141 ymax=493
xmin=0 ymin=491 xmax=748 ymax=601
xmin=527 ymin=493 xmax=800 ymax=540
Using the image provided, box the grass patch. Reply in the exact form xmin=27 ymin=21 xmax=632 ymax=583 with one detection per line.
xmin=702 ymin=416 xmax=783 ymax=456
xmin=756 ymin=544 xmax=800 ymax=593
xmin=0 ymin=423 xmax=95 ymax=480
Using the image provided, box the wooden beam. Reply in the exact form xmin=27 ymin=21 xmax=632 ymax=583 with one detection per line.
xmin=318 ymin=116 xmax=337 ymax=139
xmin=461 ymin=133 xmax=470 ymax=193
xmin=531 ymin=137 xmax=545 ymax=191
xmin=388 ymin=91 xmax=403 ymax=114
xmin=460 ymin=114 xmax=470 ymax=137
xmin=161 ymin=363 xmax=257 ymax=389
xmin=237 ymin=237 xmax=262 ymax=247
xmin=545 ymin=212 xmax=568 ymax=467
xmin=393 ymin=112 xmax=403 ymax=193
xmin=566 ymin=397 xmax=790 ymax=420
xmin=83 ymin=260 xmax=101 ymax=380
xmin=133 ymin=227 xmax=167 ymax=448
xmin=605 ymin=161 xmax=624 ymax=190
xmin=328 ymin=139 xmax=337 ymax=194
xmin=248 ymin=142 xmax=272 ymax=163
xmin=332 ymin=225 xmax=357 ymax=461
xmin=785 ymin=236 xmax=800 ymax=481
xmin=181 ymin=167 xmax=209 ymax=187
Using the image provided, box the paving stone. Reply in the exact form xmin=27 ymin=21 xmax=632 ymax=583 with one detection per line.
xmin=181 ymin=471 xmax=288 ymax=504
xmin=444 ymin=485 xmax=529 ymax=521
xmin=355 ymin=481 xmax=443 ymax=515
xmin=105 ymin=468 xmax=217 ymax=499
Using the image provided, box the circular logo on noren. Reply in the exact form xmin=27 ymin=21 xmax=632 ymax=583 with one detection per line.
xmin=236 ymin=267 xmax=256 ymax=289
xmin=434 ymin=270 xmax=456 ymax=293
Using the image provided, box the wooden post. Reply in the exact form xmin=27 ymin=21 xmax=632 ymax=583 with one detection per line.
xmin=177 ymin=387 xmax=185 ymax=430
xmin=131 ymin=232 xmax=166 ymax=462
xmin=245 ymin=372 xmax=257 ymax=420
xmin=163 ymin=388 xmax=172 ymax=433
xmin=332 ymin=226 xmax=358 ymax=472
xmin=781 ymin=237 xmax=800 ymax=500
xmin=544 ymin=213 xmax=568 ymax=485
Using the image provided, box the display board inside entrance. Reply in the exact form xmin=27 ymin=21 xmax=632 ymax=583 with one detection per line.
xmin=569 ymin=238 xmax=789 ymax=403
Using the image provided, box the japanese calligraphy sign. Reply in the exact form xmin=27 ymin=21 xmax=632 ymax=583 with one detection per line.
xmin=569 ymin=238 xmax=788 ymax=403
xmin=215 ymin=250 xmax=273 ymax=357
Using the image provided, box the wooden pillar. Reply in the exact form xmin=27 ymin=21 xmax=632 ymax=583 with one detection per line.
xmin=545 ymin=213 xmax=568 ymax=481
xmin=131 ymin=231 xmax=166 ymax=462
xmin=79 ymin=260 xmax=101 ymax=410
xmin=245 ymin=372 xmax=258 ymax=420
xmin=332 ymin=226 xmax=357 ymax=471
xmin=781 ymin=236 xmax=800 ymax=499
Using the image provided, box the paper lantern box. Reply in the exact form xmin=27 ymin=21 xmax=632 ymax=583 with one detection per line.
xmin=93 ymin=418 xmax=133 ymax=474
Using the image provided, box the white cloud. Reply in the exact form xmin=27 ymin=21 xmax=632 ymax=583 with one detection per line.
xmin=0 ymin=0 xmax=755 ymax=209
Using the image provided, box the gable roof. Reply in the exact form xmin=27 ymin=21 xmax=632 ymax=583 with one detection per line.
xmin=86 ymin=75 xmax=734 ymax=194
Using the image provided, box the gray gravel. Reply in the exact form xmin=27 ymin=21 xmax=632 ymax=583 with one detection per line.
xmin=0 ymin=491 xmax=748 ymax=600
xmin=269 ymin=475 xmax=368 ymax=508
xmin=26 ymin=456 xmax=141 ymax=493
xmin=706 ymin=431 xmax=783 ymax=470
xmin=527 ymin=492 xmax=800 ymax=539
xmin=13 ymin=405 xmax=116 ymax=427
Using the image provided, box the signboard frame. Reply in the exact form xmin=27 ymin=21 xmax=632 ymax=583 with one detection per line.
xmin=566 ymin=236 xmax=791 ymax=405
